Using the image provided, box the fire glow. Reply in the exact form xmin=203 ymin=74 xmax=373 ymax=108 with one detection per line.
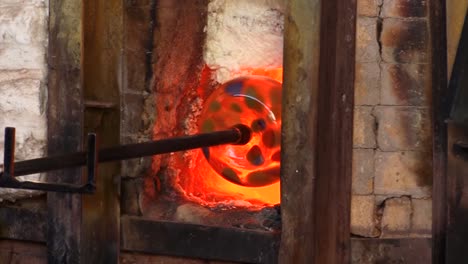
xmin=180 ymin=67 xmax=282 ymax=206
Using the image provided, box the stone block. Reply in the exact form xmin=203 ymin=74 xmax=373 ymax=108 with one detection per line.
xmin=0 ymin=74 xmax=46 ymax=172
xmin=352 ymin=149 xmax=375 ymax=195
xmin=374 ymin=106 xmax=431 ymax=151
xmin=382 ymin=0 xmax=427 ymax=18
xmin=356 ymin=17 xmax=380 ymax=63
xmin=381 ymin=197 xmax=411 ymax=237
xmin=205 ymin=0 xmax=285 ymax=83
xmin=353 ymin=106 xmax=376 ymax=148
xmin=355 ymin=62 xmax=380 ymax=105
xmin=411 ymin=198 xmax=431 ymax=236
xmin=0 ymin=5 xmax=47 ymax=44
xmin=0 ymin=79 xmax=44 ymax=115
xmin=381 ymin=18 xmax=428 ymax=63
xmin=381 ymin=63 xmax=429 ymax=106
xmin=0 ymin=44 xmax=46 ymax=70
xmin=0 ymin=1 xmax=47 ymax=202
xmin=357 ymin=0 xmax=382 ymax=17
xmin=374 ymin=151 xmax=431 ymax=198
xmin=0 ymin=0 xmax=45 ymax=8
xmin=351 ymin=195 xmax=379 ymax=237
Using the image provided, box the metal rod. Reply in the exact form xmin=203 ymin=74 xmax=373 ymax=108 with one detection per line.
xmin=10 ymin=124 xmax=251 ymax=177
xmin=2 ymin=127 xmax=15 ymax=180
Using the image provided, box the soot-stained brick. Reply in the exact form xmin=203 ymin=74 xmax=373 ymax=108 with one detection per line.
xmin=374 ymin=106 xmax=431 ymax=151
xmin=382 ymin=0 xmax=427 ymax=18
xmin=381 ymin=18 xmax=428 ymax=63
xmin=381 ymin=63 xmax=429 ymax=106
xmin=374 ymin=151 xmax=432 ymax=198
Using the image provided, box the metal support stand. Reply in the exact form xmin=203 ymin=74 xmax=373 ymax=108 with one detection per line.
xmin=0 ymin=127 xmax=97 ymax=193
xmin=0 ymin=124 xmax=251 ymax=193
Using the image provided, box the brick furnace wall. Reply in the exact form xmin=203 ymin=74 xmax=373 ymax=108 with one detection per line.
xmin=0 ymin=0 xmax=48 ymax=201
xmin=351 ymin=0 xmax=432 ymax=238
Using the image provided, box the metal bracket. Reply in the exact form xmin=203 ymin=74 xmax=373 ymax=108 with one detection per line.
xmin=0 ymin=124 xmax=251 ymax=194
xmin=0 ymin=127 xmax=97 ymax=193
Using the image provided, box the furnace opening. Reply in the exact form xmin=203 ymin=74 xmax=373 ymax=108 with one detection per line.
xmin=179 ymin=68 xmax=282 ymax=207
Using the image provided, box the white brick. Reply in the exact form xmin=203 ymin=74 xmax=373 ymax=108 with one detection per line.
xmin=0 ymin=0 xmax=46 ymax=8
xmin=0 ymin=79 xmax=44 ymax=115
xmin=0 ymin=44 xmax=46 ymax=70
xmin=204 ymin=0 xmax=285 ymax=83
xmin=0 ymin=5 xmax=47 ymax=44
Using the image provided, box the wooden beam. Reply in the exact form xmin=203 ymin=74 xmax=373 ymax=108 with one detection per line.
xmin=81 ymin=0 xmax=123 ymax=263
xmin=429 ymin=0 xmax=449 ymax=263
xmin=121 ymin=216 xmax=433 ymax=264
xmin=314 ymin=0 xmax=356 ymax=262
xmin=121 ymin=216 xmax=280 ymax=264
xmin=47 ymin=0 xmax=83 ymax=262
xmin=279 ymin=0 xmax=321 ymax=262
xmin=279 ymin=0 xmax=356 ymax=263
xmin=0 ymin=207 xmax=434 ymax=264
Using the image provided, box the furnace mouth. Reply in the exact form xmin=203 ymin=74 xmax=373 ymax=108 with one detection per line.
xmin=198 ymin=76 xmax=282 ymax=188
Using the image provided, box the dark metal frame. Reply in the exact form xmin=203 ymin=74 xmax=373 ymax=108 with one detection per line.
xmin=3 ymin=125 xmax=249 ymax=178
xmin=1 ymin=127 xmax=97 ymax=193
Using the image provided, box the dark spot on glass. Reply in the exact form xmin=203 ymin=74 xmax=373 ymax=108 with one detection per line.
xmin=246 ymin=168 xmax=280 ymax=187
xmin=225 ymin=81 xmax=243 ymax=95
xmin=251 ymin=118 xmax=267 ymax=132
xmin=221 ymin=167 xmax=242 ymax=185
xmin=230 ymin=103 xmax=243 ymax=113
xmin=201 ymin=119 xmax=214 ymax=132
xmin=247 ymin=145 xmax=264 ymax=166
xmin=209 ymin=101 xmax=221 ymax=112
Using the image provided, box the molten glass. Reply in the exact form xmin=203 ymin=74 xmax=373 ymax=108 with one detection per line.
xmin=199 ymin=76 xmax=282 ymax=187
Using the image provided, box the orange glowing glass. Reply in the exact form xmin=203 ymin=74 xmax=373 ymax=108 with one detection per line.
xmin=198 ymin=76 xmax=282 ymax=187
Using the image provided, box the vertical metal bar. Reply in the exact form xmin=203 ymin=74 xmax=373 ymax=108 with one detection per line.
xmin=3 ymin=127 xmax=15 ymax=179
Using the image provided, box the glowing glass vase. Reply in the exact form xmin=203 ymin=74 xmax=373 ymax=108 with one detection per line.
xmin=199 ymin=76 xmax=282 ymax=187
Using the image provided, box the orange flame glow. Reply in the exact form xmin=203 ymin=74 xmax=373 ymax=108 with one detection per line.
xmin=180 ymin=67 xmax=283 ymax=206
